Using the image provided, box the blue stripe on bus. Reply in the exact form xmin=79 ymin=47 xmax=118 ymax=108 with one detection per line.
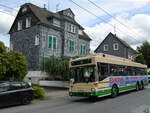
xmin=109 ymin=75 xmax=148 ymax=87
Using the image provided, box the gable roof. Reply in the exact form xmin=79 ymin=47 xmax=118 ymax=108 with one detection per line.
xmin=9 ymin=3 xmax=84 ymax=34
xmin=57 ymin=8 xmax=75 ymax=16
xmin=94 ymin=32 xmax=136 ymax=52
xmin=79 ymin=31 xmax=92 ymax=41
xmin=26 ymin=3 xmax=84 ymax=29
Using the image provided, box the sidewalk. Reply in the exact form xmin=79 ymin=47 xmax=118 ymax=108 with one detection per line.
xmin=43 ymin=87 xmax=69 ymax=99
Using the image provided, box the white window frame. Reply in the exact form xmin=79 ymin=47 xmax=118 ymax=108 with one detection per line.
xmin=26 ymin=17 xmax=31 ymax=28
xmin=18 ymin=20 xmax=22 ymax=31
xmin=104 ymin=44 xmax=109 ymax=51
xmin=53 ymin=18 xmax=60 ymax=27
xmin=78 ymin=29 xmax=83 ymax=35
xmin=68 ymin=24 xmax=76 ymax=33
xmin=113 ymin=43 xmax=119 ymax=50
xmin=22 ymin=7 xmax=27 ymax=12
xmin=35 ymin=35 xmax=39 ymax=45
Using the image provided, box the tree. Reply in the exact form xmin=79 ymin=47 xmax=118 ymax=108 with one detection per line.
xmin=0 ymin=41 xmax=28 ymax=81
xmin=136 ymin=41 xmax=150 ymax=68
xmin=135 ymin=51 xmax=146 ymax=64
xmin=45 ymin=56 xmax=79 ymax=81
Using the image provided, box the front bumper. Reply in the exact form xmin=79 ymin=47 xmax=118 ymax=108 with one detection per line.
xmin=69 ymin=92 xmax=95 ymax=97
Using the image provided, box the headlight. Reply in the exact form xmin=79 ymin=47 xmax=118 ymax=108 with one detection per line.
xmin=91 ymin=88 xmax=95 ymax=92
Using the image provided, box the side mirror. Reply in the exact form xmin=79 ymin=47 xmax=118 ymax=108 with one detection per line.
xmin=70 ymin=78 xmax=74 ymax=83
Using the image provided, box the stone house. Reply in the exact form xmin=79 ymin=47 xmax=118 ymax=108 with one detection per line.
xmin=94 ymin=32 xmax=136 ymax=60
xmin=9 ymin=3 xmax=91 ymax=72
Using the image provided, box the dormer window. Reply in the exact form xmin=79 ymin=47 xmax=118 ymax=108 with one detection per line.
xmin=18 ymin=20 xmax=22 ymax=31
xmin=26 ymin=17 xmax=31 ymax=28
xmin=63 ymin=9 xmax=74 ymax=19
xmin=53 ymin=18 xmax=60 ymax=27
xmin=67 ymin=12 xmax=73 ymax=18
xmin=22 ymin=7 xmax=27 ymax=12
xmin=68 ymin=24 xmax=76 ymax=33
xmin=78 ymin=29 xmax=83 ymax=35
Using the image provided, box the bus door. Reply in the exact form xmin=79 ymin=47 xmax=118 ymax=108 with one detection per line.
xmin=97 ymin=62 xmax=109 ymax=81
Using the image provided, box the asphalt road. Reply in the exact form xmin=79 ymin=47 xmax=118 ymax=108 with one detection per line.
xmin=1 ymin=85 xmax=150 ymax=113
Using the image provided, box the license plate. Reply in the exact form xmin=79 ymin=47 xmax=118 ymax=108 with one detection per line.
xmin=78 ymin=87 xmax=84 ymax=92
xmin=78 ymin=89 xmax=84 ymax=92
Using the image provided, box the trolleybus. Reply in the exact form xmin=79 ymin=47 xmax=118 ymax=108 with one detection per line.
xmin=69 ymin=53 xmax=148 ymax=98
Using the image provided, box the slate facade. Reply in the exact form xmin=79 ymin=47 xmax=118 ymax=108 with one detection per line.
xmin=9 ymin=3 xmax=91 ymax=71
xmin=95 ymin=32 xmax=136 ymax=60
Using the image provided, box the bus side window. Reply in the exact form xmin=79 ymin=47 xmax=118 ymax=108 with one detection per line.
xmin=118 ymin=66 xmax=124 ymax=76
xmin=110 ymin=64 xmax=118 ymax=76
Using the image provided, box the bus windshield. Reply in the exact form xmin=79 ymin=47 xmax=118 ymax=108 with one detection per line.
xmin=70 ymin=66 xmax=96 ymax=83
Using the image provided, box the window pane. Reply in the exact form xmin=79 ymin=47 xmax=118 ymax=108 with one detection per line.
xmin=80 ymin=45 xmax=82 ymax=55
xmin=11 ymin=83 xmax=22 ymax=90
xmin=48 ymin=36 xmax=52 ymax=49
xmin=53 ymin=37 xmax=56 ymax=50
xmin=69 ymin=40 xmax=72 ymax=52
xmin=83 ymin=45 xmax=86 ymax=55
xmin=0 ymin=83 xmax=9 ymax=92
xmin=72 ymin=40 xmax=74 ymax=52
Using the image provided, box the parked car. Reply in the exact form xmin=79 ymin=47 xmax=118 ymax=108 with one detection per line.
xmin=148 ymin=75 xmax=150 ymax=83
xmin=0 ymin=82 xmax=34 ymax=107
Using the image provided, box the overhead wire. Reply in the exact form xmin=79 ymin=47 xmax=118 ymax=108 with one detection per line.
xmin=69 ymin=0 xmax=142 ymax=44
xmin=87 ymin=0 xmax=144 ymax=41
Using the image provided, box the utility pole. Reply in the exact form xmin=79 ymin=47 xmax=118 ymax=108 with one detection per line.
xmin=48 ymin=0 xmax=50 ymax=10
xmin=114 ymin=24 xmax=116 ymax=35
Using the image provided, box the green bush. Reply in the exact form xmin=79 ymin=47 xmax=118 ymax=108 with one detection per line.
xmin=33 ymin=86 xmax=45 ymax=99
xmin=44 ymin=56 xmax=79 ymax=81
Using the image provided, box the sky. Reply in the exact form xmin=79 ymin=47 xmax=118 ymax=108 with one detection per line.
xmin=0 ymin=0 xmax=150 ymax=53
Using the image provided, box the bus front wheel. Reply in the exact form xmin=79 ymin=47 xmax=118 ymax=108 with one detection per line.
xmin=111 ymin=85 xmax=118 ymax=98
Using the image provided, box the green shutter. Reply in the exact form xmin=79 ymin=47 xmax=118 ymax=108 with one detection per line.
xmin=48 ymin=36 xmax=52 ymax=49
xmin=80 ymin=44 xmax=86 ymax=55
xmin=69 ymin=40 xmax=74 ymax=53
xmin=53 ymin=36 xmax=56 ymax=50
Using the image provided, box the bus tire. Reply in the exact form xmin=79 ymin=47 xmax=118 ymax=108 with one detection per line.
xmin=136 ymin=82 xmax=140 ymax=91
xmin=89 ymin=96 xmax=98 ymax=101
xmin=111 ymin=85 xmax=118 ymax=98
xmin=141 ymin=81 xmax=144 ymax=90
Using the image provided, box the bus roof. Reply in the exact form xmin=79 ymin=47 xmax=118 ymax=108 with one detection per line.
xmin=70 ymin=53 xmax=147 ymax=68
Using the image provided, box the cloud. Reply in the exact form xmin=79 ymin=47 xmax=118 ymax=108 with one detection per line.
xmin=71 ymin=0 xmax=150 ymax=26
xmin=0 ymin=9 xmax=16 ymax=46
xmin=0 ymin=9 xmax=15 ymax=35
xmin=84 ymin=13 xmax=150 ymax=52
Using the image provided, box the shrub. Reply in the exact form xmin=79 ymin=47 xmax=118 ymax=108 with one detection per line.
xmin=33 ymin=86 xmax=45 ymax=99
xmin=44 ymin=56 xmax=79 ymax=81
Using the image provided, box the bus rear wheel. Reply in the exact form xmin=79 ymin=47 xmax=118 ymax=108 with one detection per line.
xmin=136 ymin=82 xmax=140 ymax=91
xmin=141 ymin=82 xmax=144 ymax=90
xmin=111 ymin=85 xmax=118 ymax=98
